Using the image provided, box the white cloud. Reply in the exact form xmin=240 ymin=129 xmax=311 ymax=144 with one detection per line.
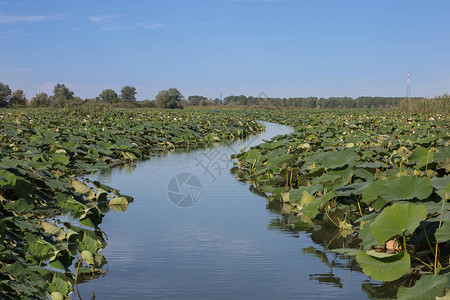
xmin=88 ymin=14 xmax=122 ymax=23
xmin=88 ymin=14 xmax=164 ymax=31
xmin=145 ymin=23 xmax=164 ymax=30
xmin=101 ymin=22 xmax=164 ymax=31
xmin=0 ymin=13 xmax=63 ymax=24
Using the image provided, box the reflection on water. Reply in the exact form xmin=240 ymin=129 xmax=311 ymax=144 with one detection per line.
xmin=79 ymin=122 xmax=394 ymax=299
xmin=266 ymin=199 xmax=400 ymax=299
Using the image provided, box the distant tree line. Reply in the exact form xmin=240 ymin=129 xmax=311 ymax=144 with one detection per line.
xmin=0 ymin=82 xmax=184 ymax=109
xmin=0 ymin=81 xmax=434 ymax=110
xmin=219 ymin=95 xmax=410 ymax=108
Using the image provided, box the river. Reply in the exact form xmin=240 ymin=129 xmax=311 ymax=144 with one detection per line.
xmin=79 ymin=122 xmax=385 ymax=299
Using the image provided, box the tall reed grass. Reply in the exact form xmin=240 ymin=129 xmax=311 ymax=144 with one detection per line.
xmin=400 ymin=94 xmax=449 ymax=114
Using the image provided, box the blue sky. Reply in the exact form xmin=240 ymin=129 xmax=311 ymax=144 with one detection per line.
xmin=0 ymin=0 xmax=449 ymax=100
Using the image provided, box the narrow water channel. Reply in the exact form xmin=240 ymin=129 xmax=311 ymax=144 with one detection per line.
xmin=79 ymin=122 xmax=381 ymax=299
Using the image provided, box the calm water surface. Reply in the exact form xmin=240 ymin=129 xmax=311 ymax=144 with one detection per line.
xmin=80 ymin=122 xmax=386 ymax=299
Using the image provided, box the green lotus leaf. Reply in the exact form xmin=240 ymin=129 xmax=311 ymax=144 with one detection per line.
xmin=96 ymin=188 xmax=108 ymax=202
xmin=335 ymin=180 xmax=372 ymax=197
xmin=397 ymin=274 xmax=448 ymax=300
xmin=265 ymin=153 xmax=295 ymax=171
xmin=435 ymin=221 xmax=450 ymax=243
xmin=26 ymin=239 xmax=56 ymax=261
xmin=13 ymin=177 xmax=35 ymax=198
xmin=415 ymin=135 xmax=437 ymax=146
xmin=262 ymin=140 xmax=284 ymax=150
xmin=320 ymin=149 xmax=358 ymax=169
xmin=79 ymin=230 xmax=106 ymax=253
xmin=5 ymin=199 xmax=35 ymax=215
xmin=80 ymin=207 xmax=103 ymax=228
xmin=356 ymin=250 xmax=410 ymax=282
xmin=244 ymin=149 xmax=263 ymax=163
xmin=361 ymin=180 xmax=386 ymax=204
xmin=358 ymin=220 xmax=381 ymax=250
xmin=437 ymin=158 xmax=450 ymax=171
xmin=379 ymin=176 xmax=433 ymax=202
xmin=302 ymin=191 xmax=335 ymax=218
xmin=1 ymin=262 xmax=28 ymax=279
xmin=0 ymin=169 xmax=17 ymax=189
xmin=48 ymin=272 xmax=73 ymax=297
xmin=109 ymin=197 xmax=129 ymax=205
xmin=431 ymin=176 xmax=450 ymax=190
xmin=49 ymin=250 xmax=73 ymax=270
xmin=58 ymin=196 xmax=87 ymax=213
xmin=299 ymin=191 xmax=314 ymax=207
xmin=81 ymin=250 xmax=95 ymax=265
xmin=71 ymin=180 xmax=92 ymax=196
xmin=437 ymin=183 xmax=450 ymax=200
xmin=409 ymin=146 xmax=434 ymax=167
xmin=87 ymin=147 xmax=100 ymax=158
xmin=434 ymin=146 xmax=450 ymax=163
xmin=288 ymin=185 xmax=322 ymax=203
xmin=371 ymin=202 xmax=428 ymax=244
xmin=311 ymin=173 xmax=343 ymax=187
xmin=41 ymin=221 xmax=66 ymax=241
xmin=50 ymin=292 xmax=64 ymax=300
xmin=93 ymin=252 xmax=107 ymax=268
xmin=51 ymin=154 xmax=70 ymax=165
xmin=109 ymin=204 xmax=128 ymax=212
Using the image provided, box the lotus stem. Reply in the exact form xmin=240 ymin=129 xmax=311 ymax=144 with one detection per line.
xmin=414 ymin=257 xmax=433 ymax=271
xmin=425 ymin=150 xmax=431 ymax=179
xmin=325 ymin=209 xmax=339 ymax=228
xmin=75 ymin=257 xmax=83 ymax=300
xmin=357 ymin=198 xmax=364 ymax=218
xmin=434 ymin=198 xmax=446 ymax=275
xmin=285 ymin=171 xmax=288 ymax=190
xmin=422 ymin=224 xmax=437 ymax=266
xmin=289 ymin=171 xmax=293 ymax=189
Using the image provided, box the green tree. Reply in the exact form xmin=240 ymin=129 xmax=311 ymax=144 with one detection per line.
xmin=188 ymin=95 xmax=208 ymax=106
xmin=155 ymin=88 xmax=184 ymax=109
xmin=120 ymin=86 xmax=136 ymax=102
xmin=50 ymin=83 xmax=74 ymax=107
xmin=140 ymin=99 xmax=156 ymax=108
xmin=0 ymin=82 xmax=12 ymax=107
xmin=99 ymin=89 xmax=118 ymax=103
xmin=30 ymin=92 xmax=50 ymax=107
xmin=10 ymin=89 xmax=28 ymax=107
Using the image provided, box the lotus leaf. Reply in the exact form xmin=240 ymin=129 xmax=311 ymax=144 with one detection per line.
xmin=397 ymin=275 xmax=448 ymax=300
xmin=371 ymin=202 xmax=428 ymax=244
xmin=356 ymin=250 xmax=410 ymax=282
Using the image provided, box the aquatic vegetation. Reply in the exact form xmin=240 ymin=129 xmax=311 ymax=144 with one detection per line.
xmin=0 ymin=109 xmax=263 ymax=299
xmin=232 ymin=110 xmax=450 ymax=298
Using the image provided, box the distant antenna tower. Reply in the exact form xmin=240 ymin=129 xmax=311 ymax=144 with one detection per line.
xmin=406 ymin=70 xmax=411 ymax=99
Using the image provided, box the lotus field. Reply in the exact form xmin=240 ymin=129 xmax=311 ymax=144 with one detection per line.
xmin=0 ymin=108 xmax=449 ymax=299
xmin=0 ymin=110 xmax=263 ymax=299
xmin=232 ymin=110 xmax=449 ymax=299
